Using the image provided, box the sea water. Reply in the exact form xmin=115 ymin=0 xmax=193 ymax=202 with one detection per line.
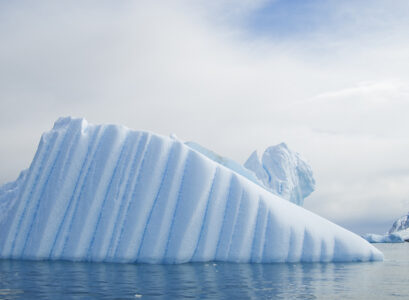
xmin=0 ymin=243 xmax=408 ymax=299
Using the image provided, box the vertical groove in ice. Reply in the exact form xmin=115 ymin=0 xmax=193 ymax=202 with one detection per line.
xmin=163 ymin=152 xmax=191 ymax=262
xmin=214 ymin=174 xmax=234 ymax=260
xmin=164 ymin=153 xmax=217 ymax=263
xmin=108 ymin=132 xmax=151 ymax=260
xmin=192 ymin=167 xmax=219 ymax=260
xmin=249 ymin=198 xmax=262 ymax=261
xmin=251 ymin=199 xmax=269 ymax=263
xmin=42 ymin=121 xmax=86 ymax=258
xmin=135 ymin=142 xmax=176 ymax=262
xmin=136 ymin=141 xmax=188 ymax=263
xmin=29 ymin=120 xmax=85 ymax=258
xmin=215 ymin=175 xmax=243 ymax=261
xmin=226 ymin=190 xmax=244 ymax=260
xmin=89 ymin=131 xmax=141 ymax=261
xmin=10 ymin=130 xmax=60 ymax=257
xmin=49 ymin=125 xmax=101 ymax=258
xmin=228 ymin=190 xmax=259 ymax=262
xmin=189 ymin=167 xmax=231 ymax=261
xmin=21 ymin=121 xmax=80 ymax=257
xmin=261 ymin=213 xmax=272 ymax=262
xmin=86 ymin=131 xmax=130 ymax=260
xmin=60 ymin=125 xmax=107 ymax=258
xmin=32 ymin=120 xmax=85 ymax=258
xmin=115 ymin=135 xmax=173 ymax=261
xmin=0 ymin=129 xmax=46 ymax=255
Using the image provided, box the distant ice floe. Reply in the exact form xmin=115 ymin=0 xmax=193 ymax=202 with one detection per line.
xmin=0 ymin=117 xmax=382 ymax=263
xmin=363 ymin=213 xmax=409 ymax=243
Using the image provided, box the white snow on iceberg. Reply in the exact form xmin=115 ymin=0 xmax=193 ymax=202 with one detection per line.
xmin=244 ymin=144 xmax=315 ymax=206
xmin=0 ymin=117 xmax=382 ymax=263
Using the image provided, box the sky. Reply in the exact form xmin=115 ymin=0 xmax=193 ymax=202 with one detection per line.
xmin=1 ymin=0 xmax=409 ymax=235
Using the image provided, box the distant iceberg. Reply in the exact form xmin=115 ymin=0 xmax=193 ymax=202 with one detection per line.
xmin=363 ymin=212 xmax=409 ymax=243
xmin=0 ymin=117 xmax=382 ymax=263
xmin=389 ymin=212 xmax=409 ymax=234
xmin=362 ymin=232 xmax=406 ymax=243
xmin=244 ymin=144 xmax=315 ymax=206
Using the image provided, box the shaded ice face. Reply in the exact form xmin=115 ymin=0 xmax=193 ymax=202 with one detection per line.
xmin=244 ymin=143 xmax=315 ymax=206
xmin=389 ymin=212 xmax=409 ymax=233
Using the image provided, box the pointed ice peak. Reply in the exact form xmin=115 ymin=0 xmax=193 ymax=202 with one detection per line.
xmin=52 ymin=116 xmax=74 ymax=129
xmin=244 ymin=143 xmax=315 ymax=206
xmin=389 ymin=212 xmax=409 ymax=234
xmin=246 ymin=150 xmax=260 ymax=163
xmin=52 ymin=117 xmax=90 ymax=137
xmin=273 ymin=142 xmax=289 ymax=149
xmin=52 ymin=116 xmax=85 ymax=129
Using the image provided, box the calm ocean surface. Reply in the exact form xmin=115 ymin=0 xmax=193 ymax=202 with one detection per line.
xmin=0 ymin=243 xmax=408 ymax=299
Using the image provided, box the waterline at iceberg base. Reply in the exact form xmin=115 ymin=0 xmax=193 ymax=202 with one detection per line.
xmin=0 ymin=117 xmax=383 ymax=263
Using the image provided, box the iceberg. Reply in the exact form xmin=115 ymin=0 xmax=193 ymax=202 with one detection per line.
xmin=362 ymin=233 xmax=405 ymax=243
xmin=389 ymin=212 xmax=409 ymax=234
xmin=363 ymin=212 xmax=409 ymax=243
xmin=0 ymin=117 xmax=382 ymax=263
xmin=185 ymin=141 xmax=264 ymax=189
xmin=244 ymin=144 xmax=315 ymax=206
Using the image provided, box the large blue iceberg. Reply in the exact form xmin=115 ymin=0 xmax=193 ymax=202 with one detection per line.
xmin=0 ymin=117 xmax=382 ymax=263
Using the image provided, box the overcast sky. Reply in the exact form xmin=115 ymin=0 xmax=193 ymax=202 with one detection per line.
xmin=1 ymin=0 xmax=409 ymax=234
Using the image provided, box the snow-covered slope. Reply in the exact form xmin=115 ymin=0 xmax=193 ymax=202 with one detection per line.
xmin=244 ymin=144 xmax=315 ymax=206
xmin=0 ymin=117 xmax=382 ymax=263
xmin=363 ymin=212 xmax=409 ymax=243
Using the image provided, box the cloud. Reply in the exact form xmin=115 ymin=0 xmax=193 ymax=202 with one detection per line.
xmin=1 ymin=0 xmax=409 ymax=234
